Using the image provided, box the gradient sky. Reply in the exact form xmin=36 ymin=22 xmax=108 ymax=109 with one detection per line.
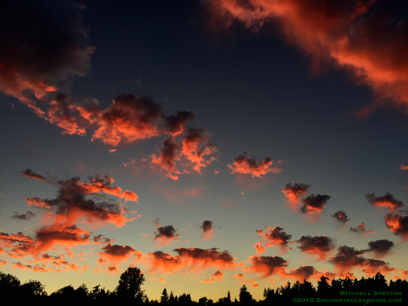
xmin=1 ymin=0 xmax=408 ymax=302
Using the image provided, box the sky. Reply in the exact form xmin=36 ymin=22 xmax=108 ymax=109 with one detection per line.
xmin=1 ymin=0 xmax=408 ymax=302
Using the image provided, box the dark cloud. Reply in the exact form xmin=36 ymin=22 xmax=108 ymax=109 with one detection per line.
xmin=147 ymin=247 xmax=236 ymax=273
xmin=0 ymin=0 xmax=93 ymax=138
xmin=300 ymin=194 xmax=331 ymax=215
xmin=349 ymin=222 xmax=375 ymax=234
xmin=99 ymin=244 xmax=136 ymax=260
xmin=200 ymin=220 xmax=214 ymax=240
xmin=201 ymin=220 xmax=214 ymax=233
xmin=151 ymin=137 xmax=181 ymax=180
xmin=255 ymin=226 xmax=292 ymax=254
xmin=295 ymin=235 xmax=335 ymax=260
xmin=18 ymin=169 xmax=48 ymax=183
xmin=328 ymin=245 xmax=368 ymax=271
xmin=367 ymin=239 xmax=394 ymax=258
xmin=173 ymin=247 xmax=234 ymax=266
xmin=163 ymin=110 xmax=196 ymax=136
xmin=284 ymin=265 xmax=318 ymax=281
xmin=329 ymin=245 xmax=396 ymax=275
xmin=331 ymin=211 xmax=350 ymax=224
xmin=10 ymin=170 xmax=139 ymax=255
xmin=0 ymin=0 xmax=93 ymax=101
xmin=365 ymin=192 xmax=404 ymax=212
xmin=154 ymin=225 xmax=180 ymax=242
xmin=244 ymin=256 xmax=288 ymax=278
xmin=93 ymin=235 xmax=112 ymax=245
xmin=35 ymin=224 xmax=91 ymax=253
xmin=11 ymin=211 xmax=36 ymax=221
xmin=213 ymin=270 xmax=224 ymax=277
xmin=361 ymin=258 xmax=395 ymax=275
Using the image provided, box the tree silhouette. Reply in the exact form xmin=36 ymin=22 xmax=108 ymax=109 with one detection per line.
xmin=0 ymin=272 xmax=20 ymax=297
xmin=299 ymin=279 xmax=315 ymax=296
xmin=178 ymin=293 xmax=193 ymax=304
xmin=161 ymin=288 xmax=169 ymax=304
xmin=239 ymin=284 xmax=254 ymax=304
xmin=169 ymin=291 xmax=176 ymax=304
xmin=317 ymin=276 xmax=330 ymax=294
xmin=198 ymin=296 xmax=207 ymax=305
xmin=114 ymin=266 xmax=146 ymax=301
xmin=0 ymin=270 xmax=407 ymax=304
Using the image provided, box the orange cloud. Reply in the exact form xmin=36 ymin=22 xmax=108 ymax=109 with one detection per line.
xmin=64 ymin=174 xmax=138 ymax=202
xmin=255 ymin=226 xmax=292 ymax=254
xmin=77 ymin=94 xmax=196 ymax=146
xmin=295 ymin=235 xmax=335 ymax=261
xmin=0 ymin=260 xmax=8 ymax=266
xmin=4 ymin=170 xmax=139 ymax=257
xmin=235 ymin=273 xmax=244 ymax=278
xmin=22 ymin=171 xmax=137 ymax=228
xmin=212 ymin=270 xmax=224 ymax=280
xmin=384 ymin=213 xmax=408 ymax=241
xmin=206 ymin=0 xmax=408 ymax=114
xmin=107 ymin=265 xmax=122 ymax=274
xmin=254 ymin=242 xmax=266 ymax=254
xmin=240 ymin=280 xmax=259 ymax=288
xmin=181 ymin=128 xmax=218 ymax=174
xmin=0 ymin=231 xmax=35 ymax=258
xmin=281 ymin=183 xmax=310 ymax=211
xmin=244 ymin=256 xmax=288 ymax=278
xmin=12 ymin=262 xmax=54 ymax=273
xmin=365 ymin=192 xmax=404 ymax=212
xmin=350 ymin=222 xmax=375 ymax=234
xmin=202 ymin=278 xmax=215 ymax=283
xmin=401 ymin=163 xmax=408 ymax=170
xmin=44 ymin=93 xmax=87 ymax=136
xmin=147 ymin=251 xmax=184 ymax=273
xmin=92 ymin=264 xmax=124 ymax=274
xmin=123 ymin=158 xmax=135 ymax=168
xmin=25 ymin=197 xmax=51 ymax=209
xmin=227 ymin=152 xmax=281 ymax=177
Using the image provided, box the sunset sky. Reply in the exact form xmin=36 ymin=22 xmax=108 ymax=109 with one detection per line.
xmin=1 ymin=0 xmax=408 ymax=302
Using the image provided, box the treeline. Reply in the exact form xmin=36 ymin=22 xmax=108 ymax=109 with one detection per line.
xmin=0 ymin=267 xmax=407 ymax=305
